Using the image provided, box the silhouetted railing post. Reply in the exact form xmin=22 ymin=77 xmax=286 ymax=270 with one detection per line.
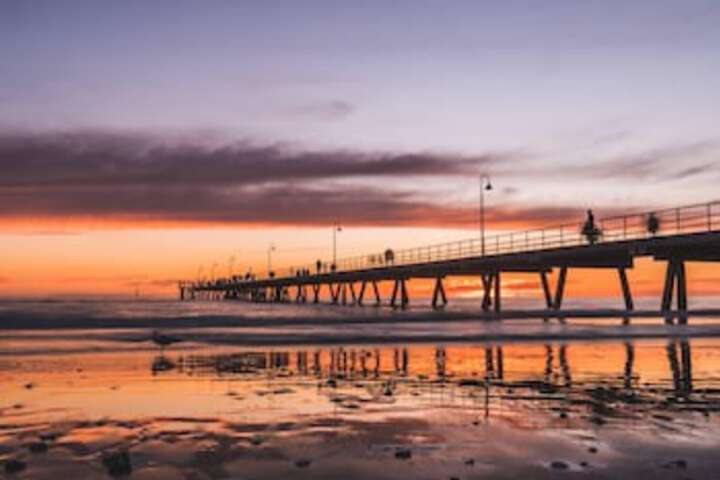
xmin=709 ymin=204 xmax=713 ymax=231
xmin=623 ymin=217 xmax=627 ymax=239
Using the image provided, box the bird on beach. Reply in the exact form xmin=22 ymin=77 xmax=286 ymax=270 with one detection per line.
xmin=150 ymin=330 xmax=182 ymax=351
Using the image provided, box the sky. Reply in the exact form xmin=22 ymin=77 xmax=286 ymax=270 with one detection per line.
xmin=1 ymin=0 xmax=719 ymax=298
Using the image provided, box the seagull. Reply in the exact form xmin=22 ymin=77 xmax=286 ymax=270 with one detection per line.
xmin=151 ymin=330 xmax=182 ymax=351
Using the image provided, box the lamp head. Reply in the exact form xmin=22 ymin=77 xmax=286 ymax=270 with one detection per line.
xmin=485 ymin=181 xmax=493 ymax=191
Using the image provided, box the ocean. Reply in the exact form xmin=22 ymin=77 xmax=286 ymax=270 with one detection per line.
xmin=2 ymin=298 xmax=720 ymax=478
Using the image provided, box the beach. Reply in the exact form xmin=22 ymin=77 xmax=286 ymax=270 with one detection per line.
xmin=2 ymin=300 xmax=720 ymax=479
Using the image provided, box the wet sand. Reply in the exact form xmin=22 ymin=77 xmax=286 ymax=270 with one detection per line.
xmin=2 ymin=338 xmax=720 ymax=479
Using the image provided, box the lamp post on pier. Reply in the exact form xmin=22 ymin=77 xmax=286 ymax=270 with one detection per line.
xmin=480 ymin=175 xmax=493 ymax=256
xmin=228 ymin=255 xmax=235 ymax=279
xmin=333 ymin=223 xmax=342 ymax=268
xmin=267 ymin=243 xmax=276 ymax=277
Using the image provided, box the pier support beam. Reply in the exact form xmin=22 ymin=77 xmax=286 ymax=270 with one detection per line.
xmin=312 ymin=284 xmax=320 ymax=304
xmin=390 ymin=279 xmax=409 ymax=309
xmin=338 ymin=283 xmax=347 ymax=305
xmin=618 ymin=267 xmax=634 ymax=311
xmin=543 ymin=265 xmax=634 ymax=314
xmin=357 ymin=281 xmax=367 ymax=306
xmin=481 ymin=274 xmax=492 ymax=311
xmin=401 ymin=279 xmax=409 ymax=309
xmin=481 ymin=272 xmax=501 ymax=313
xmin=295 ymin=284 xmax=308 ymax=303
xmin=540 ymin=272 xmax=552 ymax=308
xmin=349 ymin=282 xmax=357 ymax=305
xmin=328 ymin=283 xmax=340 ymax=305
xmin=661 ymin=259 xmax=688 ymax=322
xmin=431 ymin=277 xmax=448 ymax=309
xmin=553 ymin=267 xmax=568 ymax=310
xmin=372 ymin=281 xmax=381 ymax=306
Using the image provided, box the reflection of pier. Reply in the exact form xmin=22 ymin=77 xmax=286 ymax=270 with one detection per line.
xmin=169 ymin=341 xmax=700 ymax=413
xmin=667 ymin=340 xmax=693 ymax=395
xmin=183 ymin=201 xmax=720 ymax=322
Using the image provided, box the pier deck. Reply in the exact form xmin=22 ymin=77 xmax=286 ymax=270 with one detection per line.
xmin=182 ymin=200 xmax=720 ymax=322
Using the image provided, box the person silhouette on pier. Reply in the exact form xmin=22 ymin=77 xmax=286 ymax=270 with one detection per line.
xmin=316 ymin=260 xmax=322 ymax=274
xmin=647 ymin=212 xmax=660 ymax=236
xmin=582 ymin=209 xmax=601 ymax=244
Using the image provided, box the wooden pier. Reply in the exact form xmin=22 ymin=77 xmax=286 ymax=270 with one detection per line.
xmin=181 ymin=201 xmax=720 ymax=322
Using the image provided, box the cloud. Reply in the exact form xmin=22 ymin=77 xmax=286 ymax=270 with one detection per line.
xmin=550 ymin=140 xmax=720 ymax=181
xmin=0 ymin=180 xmax=594 ymax=228
xmin=288 ymin=100 xmax=355 ymax=120
xmin=0 ymin=130 xmax=508 ymax=189
xmin=0 ymin=129 xmax=651 ymax=230
xmin=0 ymin=129 xmax=545 ymax=228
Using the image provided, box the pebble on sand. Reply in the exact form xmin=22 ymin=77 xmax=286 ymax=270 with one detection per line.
xmin=550 ymin=461 xmax=569 ymax=470
xmin=295 ymin=459 xmax=312 ymax=468
xmin=661 ymin=459 xmax=687 ymax=470
xmin=4 ymin=459 xmax=27 ymax=474
xmin=395 ymin=448 xmax=412 ymax=460
xmin=250 ymin=435 xmax=265 ymax=446
xmin=28 ymin=441 xmax=49 ymax=453
xmin=102 ymin=450 xmax=132 ymax=477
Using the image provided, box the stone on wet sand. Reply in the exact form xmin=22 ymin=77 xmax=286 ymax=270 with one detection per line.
xmin=4 ymin=459 xmax=27 ymax=474
xmin=395 ymin=448 xmax=412 ymax=460
xmin=250 ymin=435 xmax=265 ymax=446
xmin=294 ymin=458 xmax=312 ymax=468
xmin=550 ymin=460 xmax=569 ymax=470
xmin=589 ymin=416 xmax=606 ymax=426
xmin=28 ymin=441 xmax=49 ymax=453
xmin=661 ymin=459 xmax=687 ymax=470
xmin=102 ymin=450 xmax=132 ymax=477
xmin=272 ymin=387 xmax=294 ymax=395
xmin=458 ymin=378 xmax=483 ymax=387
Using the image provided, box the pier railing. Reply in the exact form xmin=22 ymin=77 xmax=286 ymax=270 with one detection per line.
xmin=282 ymin=200 xmax=720 ymax=278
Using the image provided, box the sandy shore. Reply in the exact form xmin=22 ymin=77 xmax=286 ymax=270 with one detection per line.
xmin=2 ymin=339 xmax=720 ymax=479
